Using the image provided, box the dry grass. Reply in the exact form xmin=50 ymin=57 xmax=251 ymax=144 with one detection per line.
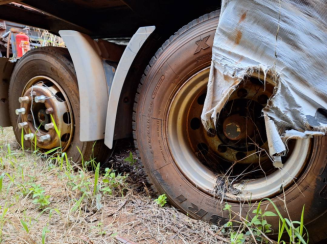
xmin=0 ymin=127 xmax=226 ymax=244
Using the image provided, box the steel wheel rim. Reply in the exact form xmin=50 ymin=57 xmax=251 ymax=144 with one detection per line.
xmin=167 ymin=68 xmax=311 ymax=201
xmin=18 ymin=76 xmax=74 ymax=152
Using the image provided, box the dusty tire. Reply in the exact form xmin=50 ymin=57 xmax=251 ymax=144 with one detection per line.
xmin=133 ymin=11 xmax=327 ymax=243
xmin=9 ymin=47 xmax=111 ymax=164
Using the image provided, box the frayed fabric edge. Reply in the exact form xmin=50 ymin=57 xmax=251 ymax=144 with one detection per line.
xmin=201 ymin=62 xmax=326 ymax=167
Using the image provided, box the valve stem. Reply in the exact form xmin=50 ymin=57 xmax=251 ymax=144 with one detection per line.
xmin=39 ymin=134 xmax=51 ymax=142
xmin=18 ymin=96 xmax=30 ymax=103
xmin=24 ymin=133 xmax=34 ymax=140
xmin=44 ymin=123 xmax=54 ymax=131
xmin=35 ymin=95 xmax=46 ymax=103
xmin=18 ymin=122 xmax=28 ymax=129
xmin=15 ymin=108 xmax=26 ymax=115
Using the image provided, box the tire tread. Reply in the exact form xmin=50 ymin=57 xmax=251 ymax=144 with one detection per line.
xmin=132 ymin=10 xmax=220 ymax=195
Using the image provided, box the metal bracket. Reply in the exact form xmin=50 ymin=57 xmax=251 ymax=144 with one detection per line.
xmin=104 ymin=26 xmax=156 ymax=148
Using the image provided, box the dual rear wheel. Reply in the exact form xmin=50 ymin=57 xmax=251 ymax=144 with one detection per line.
xmin=7 ymin=12 xmax=327 ymax=243
xmin=9 ymin=47 xmax=110 ymax=164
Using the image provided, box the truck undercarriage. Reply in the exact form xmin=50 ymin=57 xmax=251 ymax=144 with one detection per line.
xmin=0 ymin=1 xmax=326 ymax=243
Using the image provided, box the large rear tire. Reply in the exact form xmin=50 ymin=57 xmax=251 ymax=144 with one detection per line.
xmin=9 ymin=47 xmax=111 ymax=164
xmin=133 ymin=10 xmax=327 ymax=243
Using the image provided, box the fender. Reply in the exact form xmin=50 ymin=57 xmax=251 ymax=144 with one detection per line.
xmin=104 ymin=26 xmax=155 ymax=148
xmin=60 ymin=26 xmax=155 ymax=145
xmin=59 ymin=30 xmax=109 ymax=141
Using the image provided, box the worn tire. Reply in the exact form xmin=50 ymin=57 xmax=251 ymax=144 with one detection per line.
xmin=133 ymin=10 xmax=327 ymax=243
xmin=9 ymin=47 xmax=111 ymax=164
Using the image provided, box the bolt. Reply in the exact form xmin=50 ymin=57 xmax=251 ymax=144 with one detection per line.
xmin=39 ymin=134 xmax=51 ymax=142
xmin=18 ymin=122 xmax=28 ymax=129
xmin=44 ymin=123 xmax=54 ymax=131
xmin=24 ymin=133 xmax=34 ymax=140
xmin=35 ymin=95 xmax=46 ymax=103
xmin=46 ymin=108 xmax=53 ymax=114
xmin=18 ymin=96 xmax=29 ymax=103
xmin=15 ymin=108 xmax=26 ymax=115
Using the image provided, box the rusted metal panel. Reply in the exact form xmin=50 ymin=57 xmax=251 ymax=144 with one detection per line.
xmin=97 ymin=40 xmax=125 ymax=62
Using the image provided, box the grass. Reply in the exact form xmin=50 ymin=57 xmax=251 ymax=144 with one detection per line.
xmin=154 ymin=194 xmax=167 ymax=207
xmin=0 ymin=128 xmax=230 ymax=243
xmin=1 ymin=125 xmax=309 ymax=244
xmin=222 ymin=198 xmax=308 ymax=244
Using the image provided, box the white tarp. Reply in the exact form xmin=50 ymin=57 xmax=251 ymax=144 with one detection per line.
xmin=202 ymin=0 xmax=327 ymax=161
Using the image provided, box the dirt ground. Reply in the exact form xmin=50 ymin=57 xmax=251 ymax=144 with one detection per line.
xmin=0 ymin=128 xmax=227 ymax=244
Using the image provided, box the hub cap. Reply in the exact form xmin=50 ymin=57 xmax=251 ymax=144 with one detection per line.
xmin=167 ymin=68 xmax=311 ymax=201
xmin=18 ymin=76 xmax=73 ymax=151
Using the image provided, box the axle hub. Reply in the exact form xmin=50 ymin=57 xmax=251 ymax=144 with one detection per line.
xmin=223 ymin=114 xmax=255 ymax=141
xmin=17 ymin=77 xmax=73 ymax=151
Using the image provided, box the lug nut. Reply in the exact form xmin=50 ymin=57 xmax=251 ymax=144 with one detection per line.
xmin=46 ymin=108 xmax=53 ymax=114
xmin=35 ymin=95 xmax=46 ymax=103
xmin=15 ymin=108 xmax=26 ymax=115
xmin=24 ymin=133 xmax=34 ymax=140
xmin=18 ymin=122 xmax=28 ymax=129
xmin=39 ymin=134 xmax=51 ymax=142
xmin=18 ymin=96 xmax=29 ymax=103
xmin=44 ymin=123 xmax=54 ymax=131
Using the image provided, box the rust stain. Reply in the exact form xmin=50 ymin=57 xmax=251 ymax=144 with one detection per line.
xmin=236 ymin=56 xmax=244 ymax=64
xmin=238 ymin=12 xmax=247 ymax=24
xmin=235 ymin=30 xmax=242 ymax=45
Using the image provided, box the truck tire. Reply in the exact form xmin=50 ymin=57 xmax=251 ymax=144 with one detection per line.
xmin=9 ymin=47 xmax=111 ymax=164
xmin=133 ymin=10 xmax=327 ymax=242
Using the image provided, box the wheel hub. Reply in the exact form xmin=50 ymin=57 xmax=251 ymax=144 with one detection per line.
xmin=167 ymin=68 xmax=311 ymax=200
xmin=37 ymin=109 xmax=49 ymax=125
xmin=223 ymin=115 xmax=254 ymax=141
xmin=16 ymin=76 xmax=73 ymax=151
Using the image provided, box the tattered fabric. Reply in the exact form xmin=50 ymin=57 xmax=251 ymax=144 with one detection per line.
xmin=202 ymin=0 xmax=327 ymax=159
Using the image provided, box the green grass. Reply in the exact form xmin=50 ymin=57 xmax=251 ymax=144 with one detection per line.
xmin=154 ymin=194 xmax=167 ymax=207
xmin=222 ymin=198 xmax=308 ymax=244
xmin=0 ymin=127 xmax=310 ymax=244
xmin=0 ymin=127 xmax=130 ymax=243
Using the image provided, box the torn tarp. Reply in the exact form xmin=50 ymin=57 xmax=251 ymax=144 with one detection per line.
xmin=202 ymin=0 xmax=327 ymax=159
